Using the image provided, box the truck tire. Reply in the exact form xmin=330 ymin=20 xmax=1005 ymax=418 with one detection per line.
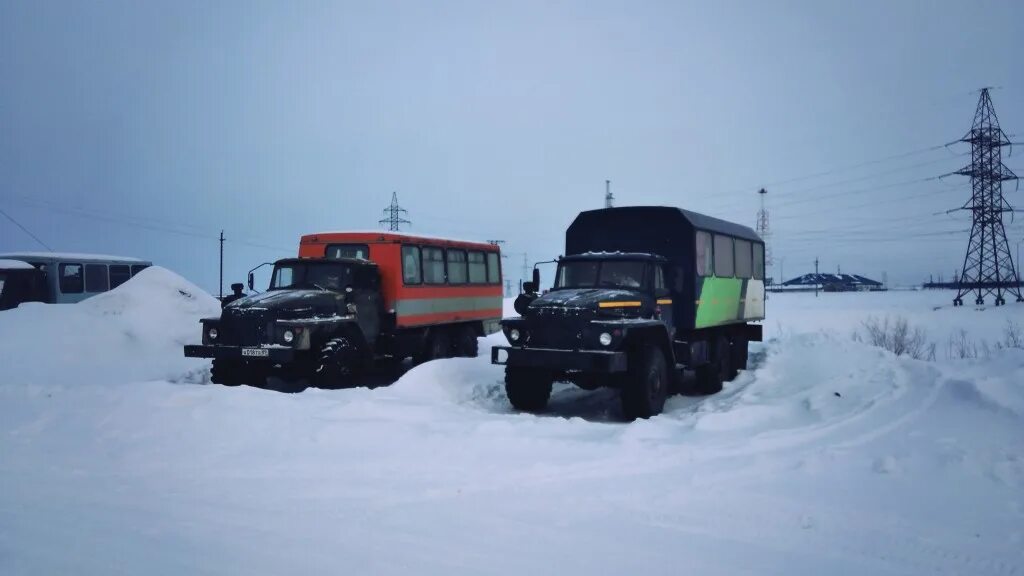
xmin=731 ymin=334 xmax=748 ymax=376
xmin=694 ymin=335 xmax=729 ymax=395
xmin=315 ymin=337 xmax=359 ymax=389
xmin=505 ymin=367 xmax=553 ymax=412
xmin=417 ymin=329 xmax=451 ymax=364
xmin=454 ymin=325 xmax=479 ymax=358
xmin=211 ymin=358 xmax=243 ymax=386
xmin=621 ymin=345 xmax=669 ymax=420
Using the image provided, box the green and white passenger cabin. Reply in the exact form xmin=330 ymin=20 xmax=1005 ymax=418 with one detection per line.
xmin=0 ymin=252 xmax=152 ymax=310
xmin=566 ymin=206 xmax=765 ymax=336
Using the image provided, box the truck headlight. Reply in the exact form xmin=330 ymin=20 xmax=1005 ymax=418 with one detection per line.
xmin=599 ymin=332 xmax=612 ymax=346
xmin=208 ymin=327 xmax=218 ymax=340
xmin=509 ymin=328 xmax=521 ymax=342
xmin=283 ymin=330 xmax=294 ymax=344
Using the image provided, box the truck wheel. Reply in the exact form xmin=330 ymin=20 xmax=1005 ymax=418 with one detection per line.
xmin=731 ymin=334 xmax=749 ymax=376
xmin=505 ymin=367 xmax=553 ymax=412
xmin=315 ymin=337 xmax=359 ymax=389
xmin=211 ymin=358 xmax=243 ymax=386
xmin=621 ymin=345 xmax=669 ymax=420
xmin=454 ymin=325 xmax=479 ymax=358
xmin=694 ymin=335 xmax=729 ymax=395
xmin=417 ymin=329 xmax=451 ymax=364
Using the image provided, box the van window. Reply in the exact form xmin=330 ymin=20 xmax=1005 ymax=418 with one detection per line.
xmin=654 ymin=265 xmax=668 ymax=297
xmin=753 ymin=243 xmax=765 ymax=280
xmin=60 ymin=263 xmax=84 ymax=293
xmin=401 ymin=246 xmax=421 ymax=284
xmin=85 ymin=264 xmax=109 ymax=292
xmin=422 ymin=247 xmax=445 ymax=284
xmin=486 ymin=252 xmax=501 ymax=284
xmin=468 ymin=251 xmax=487 ymax=284
xmin=696 ymin=231 xmax=712 ymax=276
xmin=109 ymin=265 xmax=131 ymax=289
xmin=447 ymin=250 xmax=468 ymax=284
xmin=714 ymin=235 xmax=734 ymax=277
xmin=734 ymin=239 xmax=752 ymax=279
xmin=326 ymin=244 xmax=370 ymax=260
xmin=131 ymin=264 xmax=149 ymax=276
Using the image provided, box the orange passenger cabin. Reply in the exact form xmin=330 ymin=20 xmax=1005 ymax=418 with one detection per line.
xmin=299 ymin=232 xmax=503 ymax=330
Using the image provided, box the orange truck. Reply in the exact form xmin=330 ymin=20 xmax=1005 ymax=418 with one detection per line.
xmin=184 ymin=231 xmax=503 ymax=387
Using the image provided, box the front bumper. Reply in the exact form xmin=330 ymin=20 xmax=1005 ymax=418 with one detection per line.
xmin=491 ymin=346 xmax=628 ymax=373
xmin=184 ymin=344 xmax=295 ymax=363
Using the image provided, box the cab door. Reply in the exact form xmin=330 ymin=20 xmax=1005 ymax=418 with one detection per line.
xmin=653 ymin=264 xmax=675 ymax=338
xmin=351 ymin=267 xmax=383 ymax=347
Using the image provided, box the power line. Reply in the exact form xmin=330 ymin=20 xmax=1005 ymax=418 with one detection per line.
xmin=0 ymin=197 xmax=292 ymax=253
xmin=0 ymin=206 xmax=53 ymax=250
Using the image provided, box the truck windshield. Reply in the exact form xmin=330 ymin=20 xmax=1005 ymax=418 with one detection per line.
xmin=270 ymin=262 xmax=355 ymax=291
xmin=555 ymin=260 xmax=647 ymax=290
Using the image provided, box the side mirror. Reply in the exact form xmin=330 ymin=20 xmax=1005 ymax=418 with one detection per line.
xmin=532 ymin=267 xmax=540 ymax=289
xmin=247 ymin=272 xmax=254 ymax=291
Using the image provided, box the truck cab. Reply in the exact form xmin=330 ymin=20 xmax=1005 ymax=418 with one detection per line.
xmin=492 ymin=206 xmax=765 ymax=420
xmin=184 ymin=257 xmax=384 ymax=388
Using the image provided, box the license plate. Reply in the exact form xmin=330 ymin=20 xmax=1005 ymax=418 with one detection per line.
xmin=241 ymin=348 xmax=269 ymax=357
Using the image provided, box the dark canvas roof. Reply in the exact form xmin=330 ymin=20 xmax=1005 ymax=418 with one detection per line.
xmin=572 ymin=206 xmax=762 ymax=243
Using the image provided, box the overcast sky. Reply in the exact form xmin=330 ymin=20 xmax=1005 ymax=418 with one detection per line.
xmin=2 ymin=0 xmax=1023 ymax=293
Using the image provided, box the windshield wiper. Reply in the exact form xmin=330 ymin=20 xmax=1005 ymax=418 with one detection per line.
xmin=312 ymin=283 xmax=328 ymax=291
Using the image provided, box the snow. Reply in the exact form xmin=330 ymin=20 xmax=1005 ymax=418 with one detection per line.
xmin=0 ymin=259 xmax=35 ymax=270
xmin=0 ymin=251 xmax=149 ymax=263
xmin=1 ymin=281 xmax=1023 ymax=575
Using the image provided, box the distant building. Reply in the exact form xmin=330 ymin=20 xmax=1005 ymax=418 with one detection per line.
xmin=775 ymin=273 xmax=885 ymax=292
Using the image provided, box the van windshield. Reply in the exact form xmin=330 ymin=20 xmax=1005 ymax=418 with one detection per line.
xmin=270 ymin=262 xmax=355 ymax=291
xmin=555 ymin=260 xmax=647 ymax=290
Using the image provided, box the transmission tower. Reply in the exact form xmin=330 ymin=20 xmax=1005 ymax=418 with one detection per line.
xmin=755 ymin=188 xmax=774 ymax=280
xmin=951 ymin=88 xmax=1022 ymax=306
xmin=605 ymin=180 xmax=614 ymax=208
xmin=379 ymin=191 xmax=411 ymax=232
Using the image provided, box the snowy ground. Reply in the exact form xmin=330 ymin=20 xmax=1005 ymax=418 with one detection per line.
xmin=1 ymin=274 xmax=1023 ymax=575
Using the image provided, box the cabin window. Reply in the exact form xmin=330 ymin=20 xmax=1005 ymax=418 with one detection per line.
xmin=109 ymin=265 xmax=131 ymax=289
xmin=131 ymin=264 xmax=149 ymax=276
xmin=753 ymin=243 xmax=765 ymax=280
xmin=468 ymin=251 xmax=487 ymax=284
xmin=714 ymin=235 xmax=734 ymax=277
xmin=486 ymin=252 xmax=501 ymax=284
xmin=447 ymin=250 xmax=468 ymax=284
xmin=653 ymin=265 xmax=669 ymax=297
xmin=326 ymin=244 xmax=370 ymax=260
xmin=85 ymin=264 xmax=109 ymax=292
xmin=422 ymin=247 xmax=446 ymax=284
xmin=696 ymin=231 xmax=712 ymax=276
xmin=401 ymin=246 xmax=421 ymax=284
xmin=734 ymin=239 xmax=752 ymax=279
xmin=59 ymin=263 xmax=84 ymax=293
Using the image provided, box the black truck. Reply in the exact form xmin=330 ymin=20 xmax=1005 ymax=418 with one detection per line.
xmin=184 ymin=257 xmax=390 ymax=388
xmin=492 ymin=206 xmax=766 ymax=419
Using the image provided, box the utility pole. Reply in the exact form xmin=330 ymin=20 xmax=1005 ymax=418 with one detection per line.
xmin=219 ymin=230 xmax=225 ymax=300
xmin=379 ymin=191 xmax=411 ymax=232
xmin=521 ymin=253 xmax=529 ymax=292
xmin=815 ymin=257 xmax=819 ymax=298
xmin=756 ymin=188 xmax=773 ymax=276
xmin=605 ymin=180 xmax=614 ymax=208
xmin=951 ymin=88 xmax=1022 ymax=306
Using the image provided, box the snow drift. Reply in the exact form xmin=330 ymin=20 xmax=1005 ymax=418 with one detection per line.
xmin=0 ymin=266 xmax=219 ymax=388
xmin=1 ymin=286 xmax=1023 ymax=575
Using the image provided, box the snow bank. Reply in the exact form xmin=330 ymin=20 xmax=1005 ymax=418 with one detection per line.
xmin=0 ymin=266 xmax=219 ymax=388
xmin=2 ymin=289 xmax=1023 ymax=575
